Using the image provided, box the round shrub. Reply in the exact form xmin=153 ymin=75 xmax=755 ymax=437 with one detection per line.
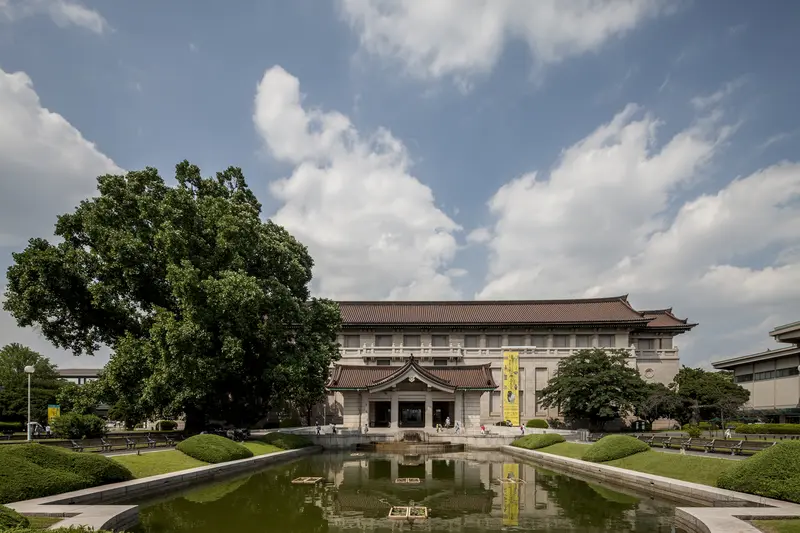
xmin=512 ymin=433 xmax=565 ymax=450
xmin=0 ymin=444 xmax=133 ymax=504
xmin=717 ymin=441 xmax=800 ymax=503
xmin=0 ymin=421 xmax=23 ymax=432
xmin=176 ymin=434 xmax=253 ymax=464
xmin=685 ymin=424 xmax=702 ymax=438
xmin=582 ymin=435 xmax=649 ymax=463
xmin=0 ymin=504 xmax=30 ymax=529
xmin=525 ymin=419 xmax=549 ymax=429
xmin=256 ymin=433 xmax=313 ymax=450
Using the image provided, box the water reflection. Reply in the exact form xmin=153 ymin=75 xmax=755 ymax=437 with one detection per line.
xmin=133 ymin=452 xmax=681 ymax=532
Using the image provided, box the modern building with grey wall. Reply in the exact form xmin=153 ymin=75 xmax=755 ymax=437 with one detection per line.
xmin=324 ymin=295 xmax=695 ymax=428
xmin=712 ymin=320 xmax=800 ymax=423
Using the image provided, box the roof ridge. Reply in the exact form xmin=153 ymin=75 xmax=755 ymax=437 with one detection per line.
xmin=337 ymin=295 xmax=631 ymax=306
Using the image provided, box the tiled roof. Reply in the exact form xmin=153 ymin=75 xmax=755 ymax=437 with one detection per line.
xmin=640 ymin=309 xmax=697 ymax=329
xmin=328 ymin=357 xmax=496 ymax=391
xmin=338 ymin=295 xmax=651 ymax=326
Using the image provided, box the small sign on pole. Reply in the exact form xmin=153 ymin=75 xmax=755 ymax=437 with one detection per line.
xmin=47 ymin=404 xmax=61 ymax=424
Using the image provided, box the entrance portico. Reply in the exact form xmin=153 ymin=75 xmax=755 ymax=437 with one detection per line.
xmin=327 ymin=356 xmax=497 ymax=430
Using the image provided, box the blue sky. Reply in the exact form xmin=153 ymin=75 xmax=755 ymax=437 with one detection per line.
xmin=1 ymin=0 xmax=799 ymax=369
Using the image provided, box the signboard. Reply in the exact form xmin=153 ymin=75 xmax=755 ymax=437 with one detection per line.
xmin=502 ymin=463 xmax=520 ymax=526
xmin=502 ymin=351 xmax=520 ymax=426
xmin=47 ymin=404 xmax=60 ymax=425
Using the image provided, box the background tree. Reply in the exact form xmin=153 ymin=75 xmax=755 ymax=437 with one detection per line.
xmin=55 ymin=380 xmax=101 ymax=415
xmin=670 ymin=367 xmax=749 ymax=425
xmin=635 ymin=382 xmax=683 ymax=426
xmin=539 ymin=348 xmax=647 ymax=430
xmin=4 ymin=162 xmax=341 ymax=432
xmin=0 ymin=343 xmax=65 ymax=424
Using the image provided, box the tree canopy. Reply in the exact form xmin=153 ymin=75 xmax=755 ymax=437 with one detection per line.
xmin=670 ymin=367 xmax=750 ymax=424
xmin=4 ymin=162 xmax=341 ymax=431
xmin=635 ymin=382 xmax=683 ymax=425
xmin=0 ymin=343 xmax=65 ymax=424
xmin=538 ymin=348 xmax=647 ymax=430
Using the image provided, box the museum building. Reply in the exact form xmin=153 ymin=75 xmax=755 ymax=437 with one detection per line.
xmin=324 ymin=295 xmax=696 ymax=429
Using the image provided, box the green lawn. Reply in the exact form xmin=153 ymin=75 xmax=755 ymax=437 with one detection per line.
xmin=752 ymin=519 xmax=800 ymax=533
xmin=112 ymin=450 xmax=208 ymax=478
xmin=535 ymin=442 xmax=735 ymax=486
xmin=27 ymin=516 xmax=62 ymax=529
xmin=242 ymin=442 xmax=282 ymax=456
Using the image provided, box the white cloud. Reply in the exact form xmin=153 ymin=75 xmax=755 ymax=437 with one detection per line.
xmin=476 ymin=99 xmax=800 ymax=365
xmin=0 ymin=0 xmax=109 ymax=33
xmin=690 ymin=78 xmax=746 ymax=110
xmin=0 ymin=67 xmax=120 ymax=368
xmin=339 ymin=0 xmax=668 ymax=84
xmin=254 ymin=65 xmax=461 ymax=300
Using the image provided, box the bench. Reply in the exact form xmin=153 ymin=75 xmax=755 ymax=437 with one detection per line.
xmin=124 ymin=437 xmax=137 ymax=450
xmin=1 ymin=430 xmax=13 ymax=441
xmin=70 ymin=440 xmax=84 ymax=452
xmin=679 ymin=437 xmax=692 ymax=450
xmin=735 ymin=440 xmax=776 ymax=455
xmin=164 ymin=434 xmax=176 ymax=447
xmin=99 ymin=437 xmax=113 ymax=452
xmin=637 ymin=434 xmax=657 ymax=445
xmin=145 ymin=434 xmax=157 ymax=449
xmin=659 ymin=436 xmax=673 ymax=449
xmin=588 ymin=433 xmax=604 ymax=442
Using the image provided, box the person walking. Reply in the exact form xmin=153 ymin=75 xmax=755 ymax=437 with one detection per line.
xmin=316 ymin=421 xmax=321 ymax=435
xmin=454 ymin=420 xmax=461 ymax=434
xmin=445 ymin=416 xmax=451 ymax=430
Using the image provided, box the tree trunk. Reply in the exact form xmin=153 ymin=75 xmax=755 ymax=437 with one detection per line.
xmin=306 ymin=406 xmax=313 ymax=427
xmin=184 ymin=406 xmax=205 ymax=435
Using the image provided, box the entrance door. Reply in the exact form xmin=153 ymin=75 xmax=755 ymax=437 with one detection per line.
xmin=432 ymin=401 xmax=455 ymax=427
xmin=370 ymin=401 xmax=391 ymax=428
xmin=398 ymin=401 xmax=425 ymax=428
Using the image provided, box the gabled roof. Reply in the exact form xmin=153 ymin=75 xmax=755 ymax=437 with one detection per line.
xmin=639 ymin=309 xmax=698 ymax=331
xmin=338 ymin=295 xmax=653 ymax=326
xmin=327 ymin=357 xmax=497 ymax=392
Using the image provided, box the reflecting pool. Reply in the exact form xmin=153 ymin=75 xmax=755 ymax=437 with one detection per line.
xmin=132 ymin=452 xmax=686 ymax=532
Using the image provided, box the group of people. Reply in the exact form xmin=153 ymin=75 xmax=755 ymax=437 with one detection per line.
xmin=435 ymin=416 xmax=462 ymax=433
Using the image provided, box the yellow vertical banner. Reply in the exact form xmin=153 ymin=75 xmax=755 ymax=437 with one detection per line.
xmin=47 ymin=405 xmax=60 ymax=425
xmin=503 ymin=351 xmax=520 ymax=426
xmin=502 ymin=463 xmax=520 ymax=526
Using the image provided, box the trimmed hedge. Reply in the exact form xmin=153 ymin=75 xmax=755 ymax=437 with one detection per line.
xmin=176 ymin=434 xmax=253 ymax=464
xmin=9 ymin=528 xmax=111 ymax=533
xmin=51 ymin=413 xmax=107 ymax=439
xmin=0 ymin=444 xmax=133 ymax=504
xmin=511 ymin=434 xmax=565 ymax=450
xmin=582 ymin=435 xmax=649 ymax=463
xmin=736 ymin=423 xmax=800 ymax=435
xmin=0 ymin=504 xmax=29 ymax=529
xmin=525 ymin=419 xmax=549 ymax=429
xmin=256 ymin=433 xmax=313 ymax=450
xmin=717 ymin=441 xmax=800 ymax=503
xmin=0 ymin=422 xmax=23 ymax=431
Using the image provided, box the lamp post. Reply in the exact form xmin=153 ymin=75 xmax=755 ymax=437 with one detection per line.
xmin=24 ymin=365 xmax=35 ymax=441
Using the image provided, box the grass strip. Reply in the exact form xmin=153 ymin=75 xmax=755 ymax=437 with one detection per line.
xmin=751 ymin=519 xmax=800 ymax=533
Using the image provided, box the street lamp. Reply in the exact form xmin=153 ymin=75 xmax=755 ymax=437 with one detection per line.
xmin=24 ymin=366 xmax=35 ymax=441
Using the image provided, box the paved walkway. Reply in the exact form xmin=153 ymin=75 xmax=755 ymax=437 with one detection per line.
xmin=99 ymin=447 xmax=176 ymax=458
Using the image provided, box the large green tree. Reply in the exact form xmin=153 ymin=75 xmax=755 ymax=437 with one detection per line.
xmin=635 ymin=382 xmax=683 ymax=425
xmin=670 ymin=367 xmax=749 ymax=425
xmin=4 ymin=162 xmax=341 ymax=432
xmin=0 ymin=343 xmax=65 ymax=424
xmin=539 ymin=348 xmax=648 ymax=430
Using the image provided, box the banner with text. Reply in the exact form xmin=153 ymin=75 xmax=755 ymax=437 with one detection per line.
xmin=502 ymin=351 xmax=520 ymax=426
xmin=502 ymin=463 xmax=520 ymax=526
xmin=47 ymin=404 xmax=60 ymax=424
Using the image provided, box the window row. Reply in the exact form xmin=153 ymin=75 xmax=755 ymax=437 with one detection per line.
xmin=342 ymin=333 xmax=624 ymax=348
xmin=736 ymin=367 xmax=800 ymax=383
xmin=375 ymin=358 xmax=449 ymax=366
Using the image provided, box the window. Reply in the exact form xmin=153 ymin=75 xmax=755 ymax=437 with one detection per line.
xmin=343 ymin=335 xmax=360 ymax=348
xmin=636 ymin=338 xmax=655 ymax=350
xmin=432 ymin=334 xmax=450 ymax=347
xmin=754 ymin=371 xmax=775 ymax=381
xmin=575 ymin=335 xmax=592 ymax=348
xmin=508 ymin=335 xmax=525 ymax=346
xmin=553 ymin=335 xmax=569 ymax=348
xmin=433 ymin=358 xmax=448 ymax=366
xmin=535 ymin=395 xmax=545 ymax=414
xmin=403 ymin=335 xmax=420 ymax=347
xmin=518 ymin=390 xmax=525 ymax=416
xmin=490 ymin=391 xmax=501 ymax=414
xmin=777 ymin=367 xmax=800 ymax=378
xmin=374 ymin=335 xmax=393 ymax=347
xmin=464 ymin=335 xmax=480 ymax=348
xmin=531 ymin=335 xmax=547 ymax=347
xmin=376 ymin=358 xmax=391 ymax=366
xmin=735 ymin=374 xmax=754 ymax=383
xmin=486 ymin=335 xmax=502 ymax=348
xmin=660 ymin=337 xmax=673 ymax=349
xmin=598 ymin=334 xmax=616 ymax=347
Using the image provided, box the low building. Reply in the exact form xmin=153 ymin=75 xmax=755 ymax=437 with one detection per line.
xmin=712 ymin=321 xmax=800 ymax=423
xmin=324 ymin=295 xmax=696 ymax=428
xmin=57 ymin=368 xmax=100 ymax=385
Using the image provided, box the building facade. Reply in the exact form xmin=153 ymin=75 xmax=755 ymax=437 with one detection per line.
xmin=324 ymin=295 xmax=695 ymax=428
xmin=57 ymin=368 xmax=100 ymax=386
xmin=712 ymin=321 xmax=800 ymax=423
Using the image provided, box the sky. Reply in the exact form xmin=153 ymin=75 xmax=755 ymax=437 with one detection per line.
xmin=0 ymin=0 xmax=799 ymax=370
